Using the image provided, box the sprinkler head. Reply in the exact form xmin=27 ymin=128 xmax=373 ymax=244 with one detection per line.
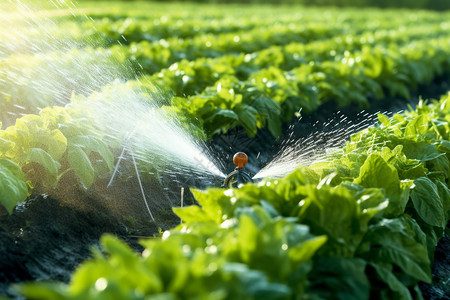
xmin=222 ymin=152 xmax=253 ymax=188
xmin=233 ymin=152 xmax=248 ymax=169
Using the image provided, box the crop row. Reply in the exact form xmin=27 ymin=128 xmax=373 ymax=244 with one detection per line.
xmin=4 ymin=5 xmax=449 ymax=58
xmin=150 ymin=22 xmax=450 ymax=96
xmin=0 ymin=105 xmax=114 ymax=214
xmin=0 ymin=83 xmax=204 ymax=214
xmin=2 ymin=21 xmax=449 ymax=128
xmin=57 ymin=8 xmax=450 ymax=48
xmin=0 ymin=21 xmax=347 ymax=122
xmin=15 ymin=92 xmax=450 ymax=299
xmin=129 ymin=21 xmax=450 ymax=75
xmin=161 ymin=37 xmax=450 ymax=137
xmin=0 ymin=13 xmax=327 ymax=56
xmin=3 ymin=6 xmax=374 ymax=57
xmin=41 ymin=5 xmax=450 ymax=49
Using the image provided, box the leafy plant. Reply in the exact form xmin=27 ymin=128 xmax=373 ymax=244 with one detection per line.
xmin=15 ymin=94 xmax=450 ymax=299
xmin=0 ymin=158 xmax=28 ymax=214
xmin=0 ymin=106 xmax=114 ymax=213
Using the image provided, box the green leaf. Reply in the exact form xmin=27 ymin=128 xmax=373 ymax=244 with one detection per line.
xmin=370 ymin=263 xmax=412 ymax=300
xmin=267 ymin=117 xmax=282 ymax=138
xmin=222 ymin=263 xmax=291 ymax=299
xmin=101 ymin=234 xmax=136 ymax=261
xmin=297 ymin=185 xmax=374 ymax=257
xmin=13 ymin=282 xmax=70 ymax=300
xmin=354 ymin=153 xmax=406 ymax=216
xmin=309 ymin=257 xmax=370 ymax=300
xmin=410 ymin=177 xmax=445 ymax=228
xmin=438 ymin=140 xmax=450 ymax=153
xmin=435 ymin=180 xmax=450 ymax=221
xmin=212 ymin=109 xmax=239 ymax=120
xmin=26 ymin=148 xmax=61 ymax=177
xmin=173 ymin=205 xmax=211 ymax=223
xmin=252 ymin=96 xmax=282 ymax=137
xmin=377 ymin=114 xmax=390 ymax=127
xmin=362 ymin=218 xmax=431 ymax=283
xmin=68 ymin=145 xmax=94 ymax=188
xmin=288 ymin=235 xmax=327 ymax=264
xmin=0 ymin=137 xmax=15 ymax=153
xmin=237 ymin=214 xmax=259 ymax=262
xmin=189 ymin=188 xmax=231 ymax=224
xmin=404 ymin=115 xmax=429 ymax=139
xmin=70 ymin=135 xmax=114 ymax=172
xmin=0 ymin=159 xmax=28 ymax=214
xmin=401 ymin=141 xmax=446 ymax=163
xmin=235 ymin=105 xmax=258 ymax=137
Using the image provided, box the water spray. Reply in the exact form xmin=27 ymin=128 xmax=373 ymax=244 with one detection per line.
xmin=222 ymin=152 xmax=253 ymax=188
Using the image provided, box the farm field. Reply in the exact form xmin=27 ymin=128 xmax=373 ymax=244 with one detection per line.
xmin=0 ymin=1 xmax=449 ymax=299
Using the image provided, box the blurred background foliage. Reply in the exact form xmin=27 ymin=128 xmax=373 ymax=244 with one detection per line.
xmin=101 ymin=0 xmax=450 ymax=11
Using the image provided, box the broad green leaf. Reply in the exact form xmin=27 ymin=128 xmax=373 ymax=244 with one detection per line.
xmin=410 ymin=177 xmax=445 ymax=228
xmin=354 ymin=153 xmax=399 ymax=192
xmin=309 ymin=257 xmax=370 ymax=300
xmin=222 ymin=263 xmax=291 ymax=299
xmin=344 ymin=184 xmax=388 ymax=217
xmin=70 ymin=135 xmax=114 ymax=171
xmin=0 ymin=137 xmax=14 ymax=154
xmin=234 ymin=183 xmax=286 ymax=215
xmin=267 ymin=116 xmax=282 ymax=138
xmin=235 ymin=105 xmax=258 ymax=137
xmin=274 ymin=167 xmax=320 ymax=201
xmin=26 ymin=148 xmax=61 ymax=177
xmin=190 ymin=188 xmax=231 ymax=223
xmin=370 ymin=263 xmax=412 ymax=300
xmin=400 ymin=141 xmax=446 ymax=163
xmin=68 ymin=145 xmax=94 ymax=188
xmin=212 ymin=109 xmax=239 ymax=120
xmin=288 ymin=235 xmax=327 ymax=264
xmin=204 ymin=109 xmax=239 ymax=135
xmin=404 ymin=115 xmax=429 ymax=139
xmin=0 ymin=159 xmax=28 ymax=214
xmin=101 ymin=234 xmax=136 ymax=261
xmin=377 ymin=114 xmax=390 ymax=127
xmin=438 ymin=140 xmax=450 ymax=153
xmin=13 ymin=282 xmax=70 ymax=300
xmin=362 ymin=218 xmax=431 ymax=283
xmin=297 ymin=185 xmax=372 ymax=257
xmin=252 ymin=96 xmax=282 ymax=137
xmin=237 ymin=214 xmax=259 ymax=262
xmin=173 ymin=205 xmax=211 ymax=223
xmin=354 ymin=153 xmax=405 ymax=216
xmin=435 ymin=180 xmax=450 ymax=221
xmin=45 ymin=129 xmax=67 ymax=160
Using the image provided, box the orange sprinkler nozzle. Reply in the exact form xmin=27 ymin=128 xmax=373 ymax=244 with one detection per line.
xmin=222 ymin=152 xmax=253 ymax=188
xmin=233 ymin=152 xmax=248 ymax=169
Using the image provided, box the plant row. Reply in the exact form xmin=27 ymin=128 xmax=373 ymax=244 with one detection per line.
xmin=0 ymin=105 xmax=114 ymax=214
xmin=23 ymin=5 xmax=448 ymax=53
xmin=149 ymin=22 xmax=450 ymax=98
xmin=140 ymin=20 xmax=450 ymax=78
xmin=0 ymin=20 xmax=347 ymax=122
xmin=0 ymin=11 xmax=325 ymax=56
xmin=0 ymin=82 xmax=204 ymax=214
xmin=2 ymin=20 xmax=448 ymax=128
xmin=58 ymin=6 xmax=450 ymax=49
xmin=16 ymin=93 xmax=450 ymax=299
xmin=163 ymin=36 xmax=450 ymax=137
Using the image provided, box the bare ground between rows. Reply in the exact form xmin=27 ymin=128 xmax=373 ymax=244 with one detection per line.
xmin=1 ymin=75 xmax=450 ymax=299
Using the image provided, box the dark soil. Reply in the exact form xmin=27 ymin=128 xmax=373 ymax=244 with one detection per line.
xmin=419 ymin=232 xmax=450 ymax=300
xmin=1 ymin=75 xmax=449 ymax=299
xmin=0 ymin=193 xmax=129 ymax=298
xmin=0 ymin=162 xmax=213 ymax=299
